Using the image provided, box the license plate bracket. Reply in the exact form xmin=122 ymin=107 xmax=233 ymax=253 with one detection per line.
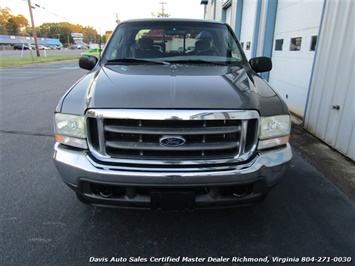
xmin=150 ymin=191 xmax=195 ymax=211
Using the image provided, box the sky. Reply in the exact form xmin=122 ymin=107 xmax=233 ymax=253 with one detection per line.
xmin=1 ymin=0 xmax=206 ymax=33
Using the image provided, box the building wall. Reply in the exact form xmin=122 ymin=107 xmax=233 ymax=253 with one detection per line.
xmin=214 ymin=0 xmax=224 ymax=21
xmin=0 ymin=34 xmax=61 ymax=46
xmin=203 ymin=0 xmax=214 ymax=20
xmin=304 ymin=0 xmax=354 ymax=160
xmin=202 ymin=0 xmax=354 ymax=160
xmin=205 ymin=0 xmax=323 ymax=117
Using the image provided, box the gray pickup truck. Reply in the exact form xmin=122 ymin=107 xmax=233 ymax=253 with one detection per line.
xmin=53 ymin=18 xmax=292 ymax=210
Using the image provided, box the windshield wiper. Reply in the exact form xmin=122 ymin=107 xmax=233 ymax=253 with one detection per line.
xmin=169 ymin=59 xmax=237 ymax=66
xmin=106 ymin=58 xmax=170 ymax=65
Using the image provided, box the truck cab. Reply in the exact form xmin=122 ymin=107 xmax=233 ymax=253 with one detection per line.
xmin=53 ymin=18 xmax=292 ymax=210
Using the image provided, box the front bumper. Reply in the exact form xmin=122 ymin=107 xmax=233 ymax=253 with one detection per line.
xmin=53 ymin=142 xmax=292 ymax=209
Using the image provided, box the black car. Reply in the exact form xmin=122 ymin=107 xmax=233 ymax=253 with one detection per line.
xmin=53 ymin=18 xmax=292 ymax=210
xmin=13 ymin=43 xmax=31 ymax=50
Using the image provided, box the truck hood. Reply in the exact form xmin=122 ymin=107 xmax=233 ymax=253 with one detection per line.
xmin=59 ymin=63 xmax=288 ymax=116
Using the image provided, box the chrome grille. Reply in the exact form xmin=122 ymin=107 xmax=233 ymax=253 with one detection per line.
xmin=86 ymin=109 xmax=259 ymax=164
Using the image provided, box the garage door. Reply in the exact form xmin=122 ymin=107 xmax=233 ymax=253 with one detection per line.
xmin=268 ymin=0 xmax=324 ymax=117
xmin=239 ymin=1 xmax=257 ymax=60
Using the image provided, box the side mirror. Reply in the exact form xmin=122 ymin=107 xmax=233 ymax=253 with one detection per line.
xmin=79 ymin=55 xmax=98 ymax=71
xmin=249 ymin=57 xmax=272 ymax=73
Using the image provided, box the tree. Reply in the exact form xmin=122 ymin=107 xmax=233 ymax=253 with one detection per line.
xmin=151 ymin=12 xmax=171 ymax=18
xmin=5 ymin=17 xmax=17 ymax=34
xmin=82 ymin=26 xmax=100 ymax=44
xmin=151 ymin=3 xmax=170 ymax=18
xmin=7 ymin=15 xmax=28 ymax=34
xmin=101 ymin=34 xmax=107 ymax=44
xmin=0 ymin=7 xmax=28 ymax=35
xmin=0 ymin=7 xmax=11 ymax=34
xmin=38 ymin=22 xmax=74 ymax=46
xmin=35 ymin=22 xmax=100 ymax=47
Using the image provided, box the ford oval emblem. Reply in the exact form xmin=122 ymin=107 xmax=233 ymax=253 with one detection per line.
xmin=159 ymin=136 xmax=186 ymax=147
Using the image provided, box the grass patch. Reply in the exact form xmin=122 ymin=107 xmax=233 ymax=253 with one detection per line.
xmin=0 ymin=55 xmax=80 ymax=68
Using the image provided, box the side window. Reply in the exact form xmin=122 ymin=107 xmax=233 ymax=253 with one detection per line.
xmin=103 ymin=27 xmax=128 ymax=59
xmin=275 ymin=39 xmax=283 ymax=51
xmin=110 ymin=49 xmax=117 ymax=59
xmin=310 ymin=36 xmax=318 ymax=51
xmin=226 ymin=39 xmax=241 ymax=60
xmin=221 ymin=30 xmax=242 ymax=60
xmin=290 ymin=37 xmax=302 ymax=51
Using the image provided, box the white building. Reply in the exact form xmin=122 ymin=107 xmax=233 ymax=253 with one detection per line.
xmin=201 ymin=0 xmax=354 ymax=161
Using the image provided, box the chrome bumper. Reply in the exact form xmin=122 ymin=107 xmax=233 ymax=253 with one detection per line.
xmin=53 ymin=143 xmax=292 ymax=208
xmin=53 ymin=142 xmax=292 ymax=187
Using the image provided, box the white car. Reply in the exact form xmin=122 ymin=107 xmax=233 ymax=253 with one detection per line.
xmin=38 ymin=45 xmax=50 ymax=50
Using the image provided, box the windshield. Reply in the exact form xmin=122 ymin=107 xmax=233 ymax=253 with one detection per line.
xmin=102 ymin=20 xmax=245 ymax=64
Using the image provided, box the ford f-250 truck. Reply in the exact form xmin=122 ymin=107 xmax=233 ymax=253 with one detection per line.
xmin=53 ymin=18 xmax=292 ymax=210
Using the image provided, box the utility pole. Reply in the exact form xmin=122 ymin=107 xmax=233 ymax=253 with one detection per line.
xmin=115 ymin=13 xmax=121 ymax=24
xmin=159 ymin=2 xmax=167 ymax=17
xmin=27 ymin=0 xmax=40 ymax=57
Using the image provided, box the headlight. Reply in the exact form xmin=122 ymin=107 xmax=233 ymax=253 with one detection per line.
xmin=258 ymin=115 xmax=291 ymax=150
xmin=54 ymin=113 xmax=87 ymax=149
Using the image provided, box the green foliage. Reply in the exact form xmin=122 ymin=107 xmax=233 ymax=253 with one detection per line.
xmin=0 ymin=7 xmax=29 ymax=35
xmin=0 ymin=7 xmax=11 ymax=34
xmin=36 ymin=22 xmax=101 ymax=46
xmin=38 ymin=22 xmax=74 ymax=45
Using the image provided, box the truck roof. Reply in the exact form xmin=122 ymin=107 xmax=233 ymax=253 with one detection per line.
xmin=119 ymin=18 xmax=226 ymax=25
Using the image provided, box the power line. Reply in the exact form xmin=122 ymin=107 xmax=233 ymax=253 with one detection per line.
xmin=30 ymin=2 xmax=70 ymax=21
xmin=19 ymin=0 xmax=70 ymax=22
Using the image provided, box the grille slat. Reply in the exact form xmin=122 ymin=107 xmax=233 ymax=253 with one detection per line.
xmin=106 ymin=141 xmax=239 ymax=151
xmin=86 ymin=109 xmax=259 ymax=162
xmin=104 ymin=125 xmax=241 ymax=135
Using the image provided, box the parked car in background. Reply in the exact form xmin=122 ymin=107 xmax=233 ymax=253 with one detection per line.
xmin=81 ymin=48 xmax=103 ymax=58
xmin=70 ymin=44 xmax=88 ymax=49
xmin=48 ymin=44 xmax=62 ymax=50
xmin=13 ymin=43 xmax=31 ymax=50
xmin=38 ymin=45 xmax=50 ymax=50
